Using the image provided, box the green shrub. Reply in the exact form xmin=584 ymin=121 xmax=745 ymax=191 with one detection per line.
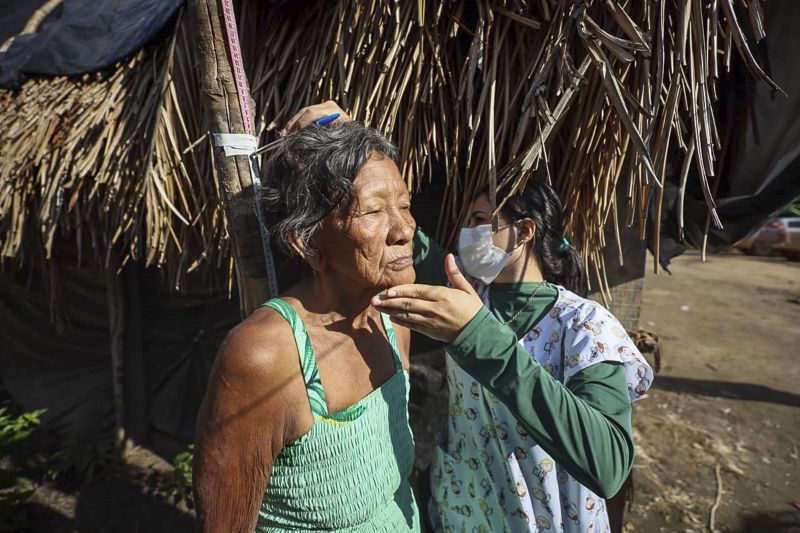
xmin=49 ymin=436 xmax=119 ymax=482
xmin=173 ymin=445 xmax=193 ymax=491
xmin=170 ymin=444 xmax=194 ymax=508
xmin=0 ymin=408 xmax=46 ymax=530
xmin=0 ymin=408 xmax=46 ymax=448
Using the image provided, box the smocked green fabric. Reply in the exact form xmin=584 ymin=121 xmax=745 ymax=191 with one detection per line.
xmin=256 ymin=299 xmax=420 ymax=532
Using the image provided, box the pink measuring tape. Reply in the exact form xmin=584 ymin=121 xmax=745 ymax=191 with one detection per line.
xmin=220 ymin=0 xmax=254 ymax=136
xmin=218 ymin=0 xmax=280 ymax=298
xmin=215 ymin=2 xmax=342 ymax=300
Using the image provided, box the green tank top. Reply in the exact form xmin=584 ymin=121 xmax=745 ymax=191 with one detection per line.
xmin=256 ymin=298 xmax=420 ymax=532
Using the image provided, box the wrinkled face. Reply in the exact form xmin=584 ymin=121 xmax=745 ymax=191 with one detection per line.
xmin=315 ymin=154 xmax=416 ymax=291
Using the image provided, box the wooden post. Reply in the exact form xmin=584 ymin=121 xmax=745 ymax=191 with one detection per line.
xmin=105 ymin=261 xmax=127 ymax=451
xmin=188 ymin=0 xmax=268 ymax=317
xmin=122 ymin=263 xmax=148 ymax=444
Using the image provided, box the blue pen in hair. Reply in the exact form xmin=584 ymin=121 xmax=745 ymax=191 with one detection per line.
xmin=313 ymin=112 xmax=341 ymax=126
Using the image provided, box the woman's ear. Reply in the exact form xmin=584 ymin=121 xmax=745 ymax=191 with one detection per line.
xmin=288 ymin=234 xmax=326 ymax=272
xmin=518 ymin=219 xmax=537 ymax=246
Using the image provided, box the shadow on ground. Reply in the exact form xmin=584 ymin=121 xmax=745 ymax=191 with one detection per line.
xmin=75 ymin=471 xmax=195 ymax=532
xmin=741 ymin=510 xmax=800 ymax=532
xmin=653 ymin=376 xmax=800 ymax=408
xmin=16 ymin=469 xmax=195 ymax=533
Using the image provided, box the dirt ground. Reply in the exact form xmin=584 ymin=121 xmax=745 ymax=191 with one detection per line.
xmin=625 ymin=250 xmax=800 ymax=532
xmin=9 ymin=250 xmax=800 ymax=532
xmin=14 ymin=445 xmax=195 ymax=532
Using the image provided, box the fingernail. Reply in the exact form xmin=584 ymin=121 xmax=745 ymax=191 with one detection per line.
xmin=387 ymin=290 xmax=397 ymax=297
xmin=279 ymin=128 xmax=287 ymax=137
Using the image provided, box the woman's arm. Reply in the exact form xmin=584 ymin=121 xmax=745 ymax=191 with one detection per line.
xmin=194 ymin=312 xmax=308 ymax=532
xmin=446 ymin=307 xmax=633 ymax=498
xmin=374 ymin=255 xmax=635 ymax=497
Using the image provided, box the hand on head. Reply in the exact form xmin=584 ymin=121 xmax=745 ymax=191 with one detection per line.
xmin=372 ymin=254 xmax=484 ymax=343
xmin=283 ymin=101 xmax=350 ymax=135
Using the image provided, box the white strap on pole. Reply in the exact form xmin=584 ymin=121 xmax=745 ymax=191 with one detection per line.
xmin=212 ymin=133 xmax=279 ymax=299
xmin=212 ymin=133 xmax=258 ymax=157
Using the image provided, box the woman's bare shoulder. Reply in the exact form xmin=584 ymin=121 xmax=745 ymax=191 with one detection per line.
xmin=212 ymin=306 xmax=301 ymax=391
xmin=195 ymin=306 xmax=310 ymax=483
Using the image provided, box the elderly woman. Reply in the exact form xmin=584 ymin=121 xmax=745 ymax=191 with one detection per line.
xmin=193 ymin=122 xmax=421 ymax=532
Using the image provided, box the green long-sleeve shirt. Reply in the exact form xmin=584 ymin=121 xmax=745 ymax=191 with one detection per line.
xmin=412 ymin=227 xmax=634 ymax=497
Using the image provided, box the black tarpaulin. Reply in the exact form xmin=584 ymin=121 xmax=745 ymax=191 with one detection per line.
xmin=660 ymin=0 xmax=800 ymax=256
xmin=0 ymin=256 xmax=239 ymax=460
xmin=0 ymin=0 xmax=183 ymax=87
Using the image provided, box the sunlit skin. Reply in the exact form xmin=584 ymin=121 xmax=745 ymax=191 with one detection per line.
xmin=311 ymin=155 xmax=417 ymax=298
xmin=372 ymin=192 xmax=546 ymax=343
xmin=193 ymin=155 xmax=417 ymax=532
xmin=285 ymin=155 xmax=416 ymax=413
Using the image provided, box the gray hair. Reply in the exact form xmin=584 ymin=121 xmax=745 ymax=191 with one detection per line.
xmin=261 ymin=121 xmax=401 ymax=261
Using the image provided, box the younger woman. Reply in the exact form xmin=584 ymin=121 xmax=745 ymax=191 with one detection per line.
xmin=375 ymin=182 xmax=653 ymax=532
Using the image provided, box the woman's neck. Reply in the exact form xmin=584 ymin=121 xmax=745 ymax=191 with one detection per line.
xmin=292 ymin=273 xmax=379 ymax=329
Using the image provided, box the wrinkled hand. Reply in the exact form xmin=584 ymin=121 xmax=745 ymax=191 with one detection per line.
xmin=282 ymin=101 xmax=350 ymax=135
xmin=372 ymin=254 xmax=484 ymax=343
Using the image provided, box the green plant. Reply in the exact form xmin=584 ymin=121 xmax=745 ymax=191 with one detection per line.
xmin=173 ymin=445 xmax=193 ymax=490
xmin=0 ymin=477 xmax=34 ymax=529
xmin=0 ymin=408 xmax=46 ymax=447
xmin=49 ymin=436 xmax=119 ymax=482
xmin=0 ymin=408 xmax=46 ymax=530
xmin=171 ymin=444 xmax=194 ymax=508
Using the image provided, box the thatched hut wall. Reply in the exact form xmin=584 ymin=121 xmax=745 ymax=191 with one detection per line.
xmin=1 ymin=1 xmax=789 ymax=293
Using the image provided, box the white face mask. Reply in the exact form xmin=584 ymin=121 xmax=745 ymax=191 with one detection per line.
xmin=457 ymin=223 xmax=516 ymax=284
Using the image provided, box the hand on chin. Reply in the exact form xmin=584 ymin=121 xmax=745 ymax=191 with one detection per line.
xmin=379 ymin=264 xmax=416 ymax=290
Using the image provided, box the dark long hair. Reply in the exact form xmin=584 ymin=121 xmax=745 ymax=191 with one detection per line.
xmin=494 ymin=180 xmax=587 ymax=295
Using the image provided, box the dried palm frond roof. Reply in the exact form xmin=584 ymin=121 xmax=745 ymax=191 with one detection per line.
xmin=0 ymin=0 xmax=780 ymax=295
xmin=0 ymin=18 xmax=229 ymax=291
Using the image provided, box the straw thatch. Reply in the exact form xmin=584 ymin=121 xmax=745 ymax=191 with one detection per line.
xmin=0 ymin=17 xmax=231 ymax=291
xmin=0 ymin=0 xmax=779 ymax=295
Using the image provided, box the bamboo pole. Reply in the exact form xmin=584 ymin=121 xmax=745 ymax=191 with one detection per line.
xmin=105 ymin=258 xmax=127 ymax=452
xmin=187 ymin=0 xmax=267 ymax=317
